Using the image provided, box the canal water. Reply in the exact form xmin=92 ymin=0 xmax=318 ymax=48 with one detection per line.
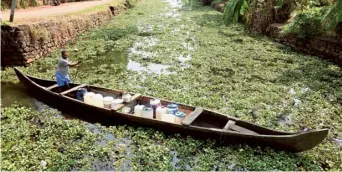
xmin=77 ymin=49 xmax=177 ymax=79
xmin=1 ymin=83 xmax=47 ymax=110
xmin=1 ymin=82 xmax=79 ymax=121
xmin=0 ymin=50 xmax=184 ymax=171
xmin=0 ymin=49 xmax=172 ymax=110
xmin=1 ymin=0 xmax=229 ymax=170
xmin=1 ymin=81 xmax=187 ymax=170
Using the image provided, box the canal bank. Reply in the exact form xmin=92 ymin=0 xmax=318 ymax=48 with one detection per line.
xmin=1 ymin=0 xmax=133 ymax=67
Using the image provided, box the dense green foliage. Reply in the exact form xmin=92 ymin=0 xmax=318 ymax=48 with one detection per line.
xmin=279 ymin=0 xmax=341 ymax=37
xmin=1 ymin=0 xmax=342 ymax=170
xmin=220 ymin=0 xmax=340 ymax=35
xmin=125 ymin=0 xmax=138 ymax=8
xmin=0 ymin=0 xmax=107 ymax=9
xmin=281 ymin=7 xmax=325 ymax=38
xmin=323 ymin=0 xmax=342 ymax=30
xmin=211 ymin=0 xmax=226 ymax=6
xmin=223 ymin=0 xmax=247 ymax=25
xmin=1 ymin=0 xmax=47 ymax=9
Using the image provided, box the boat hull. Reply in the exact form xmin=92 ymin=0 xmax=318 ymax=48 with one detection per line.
xmin=14 ymin=67 xmax=328 ymax=152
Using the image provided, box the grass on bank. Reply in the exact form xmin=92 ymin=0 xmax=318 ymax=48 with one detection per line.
xmin=1 ymin=0 xmax=126 ymax=25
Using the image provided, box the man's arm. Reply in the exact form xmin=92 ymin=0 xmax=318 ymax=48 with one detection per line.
xmin=68 ymin=61 xmax=81 ymax=67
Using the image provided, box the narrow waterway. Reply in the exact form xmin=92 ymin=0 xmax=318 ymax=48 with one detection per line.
xmin=1 ymin=0 xmax=341 ymax=170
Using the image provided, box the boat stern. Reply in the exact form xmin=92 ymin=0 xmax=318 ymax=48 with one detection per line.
xmin=14 ymin=67 xmax=25 ymax=82
xmin=292 ymin=129 xmax=329 ymax=152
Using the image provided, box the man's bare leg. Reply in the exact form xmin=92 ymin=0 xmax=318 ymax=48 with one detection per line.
xmin=58 ymin=87 xmax=63 ymax=93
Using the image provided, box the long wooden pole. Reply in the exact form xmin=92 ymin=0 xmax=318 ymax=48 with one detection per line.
xmin=73 ymin=63 xmax=82 ymax=81
xmin=9 ymin=0 xmax=16 ymax=22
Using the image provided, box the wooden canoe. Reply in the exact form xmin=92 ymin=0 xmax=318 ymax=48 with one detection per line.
xmin=14 ymin=67 xmax=328 ymax=152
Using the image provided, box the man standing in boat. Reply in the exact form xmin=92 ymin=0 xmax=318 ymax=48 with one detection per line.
xmin=56 ymin=50 xmax=80 ymax=93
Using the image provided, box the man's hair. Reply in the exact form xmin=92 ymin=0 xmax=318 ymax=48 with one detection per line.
xmin=61 ymin=50 xmax=67 ymax=56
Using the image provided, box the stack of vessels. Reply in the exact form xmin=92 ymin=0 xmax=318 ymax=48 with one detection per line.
xmin=83 ymin=92 xmax=186 ymax=124
xmin=83 ymin=92 xmax=129 ymax=110
xmin=84 ymin=92 xmax=104 ymax=107
xmin=133 ymin=100 xmax=186 ymax=124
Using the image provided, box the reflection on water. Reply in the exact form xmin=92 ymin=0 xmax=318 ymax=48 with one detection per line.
xmin=1 ymin=83 xmax=47 ymax=110
xmin=1 ymin=82 xmax=74 ymax=120
xmin=129 ymin=36 xmax=158 ymax=60
xmin=162 ymin=10 xmax=181 ymax=18
xmin=80 ymin=51 xmax=128 ymax=71
xmin=332 ymin=138 xmax=342 ymax=150
xmin=137 ymin=24 xmax=154 ymax=35
xmin=85 ymin=123 xmax=133 ymax=171
xmin=164 ymin=0 xmax=183 ymax=8
xmin=80 ymin=50 xmax=174 ymax=75
xmin=128 ymin=60 xmax=175 ymax=75
xmin=178 ymin=54 xmax=192 ymax=63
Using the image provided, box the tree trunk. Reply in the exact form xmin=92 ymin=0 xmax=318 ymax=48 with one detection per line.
xmin=336 ymin=22 xmax=342 ymax=36
xmin=249 ymin=0 xmax=275 ymax=34
xmin=202 ymin=0 xmax=212 ymax=6
xmin=274 ymin=0 xmax=295 ymax=23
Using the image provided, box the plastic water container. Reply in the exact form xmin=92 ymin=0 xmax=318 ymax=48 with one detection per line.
xmin=174 ymin=111 xmax=186 ymax=124
xmin=167 ymin=104 xmax=178 ymax=114
xmin=76 ymin=88 xmax=87 ymax=102
xmin=161 ymin=113 xmax=175 ymax=123
xmin=84 ymin=92 xmax=95 ymax=105
xmin=150 ymin=99 xmax=161 ymax=109
xmin=142 ymin=107 xmax=153 ymax=118
xmin=134 ymin=105 xmax=144 ymax=116
xmin=150 ymin=99 xmax=161 ymax=118
xmin=156 ymin=106 xmax=167 ymax=120
xmin=103 ymin=96 xmax=114 ymax=109
xmin=122 ymin=93 xmax=132 ymax=103
xmin=94 ymin=94 xmax=104 ymax=108
xmin=112 ymin=99 xmax=123 ymax=109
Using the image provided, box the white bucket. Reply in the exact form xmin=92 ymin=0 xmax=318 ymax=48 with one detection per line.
xmin=94 ymin=94 xmax=104 ymax=108
xmin=134 ymin=105 xmax=144 ymax=116
xmin=156 ymin=106 xmax=167 ymax=120
xmin=103 ymin=96 xmax=114 ymax=109
xmin=111 ymin=99 xmax=123 ymax=109
xmin=84 ymin=92 xmax=95 ymax=105
xmin=161 ymin=113 xmax=175 ymax=123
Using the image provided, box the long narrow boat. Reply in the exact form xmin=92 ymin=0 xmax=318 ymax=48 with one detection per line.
xmin=14 ymin=67 xmax=328 ymax=152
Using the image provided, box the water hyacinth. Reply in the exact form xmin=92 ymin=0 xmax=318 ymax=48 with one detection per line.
xmin=1 ymin=0 xmax=342 ymax=170
xmin=40 ymin=160 xmax=47 ymax=169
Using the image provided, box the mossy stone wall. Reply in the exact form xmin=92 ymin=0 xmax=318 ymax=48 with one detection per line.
xmin=1 ymin=5 xmax=125 ymax=67
xmin=269 ymin=24 xmax=342 ymax=66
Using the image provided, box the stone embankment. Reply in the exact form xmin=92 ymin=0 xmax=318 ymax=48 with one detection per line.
xmin=208 ymin=3 xmax=342 ymax=66
xmin=1 ymin=4 xmax=126 ymax=67
xmin=269 ymin=24 xmax=342 ymax=66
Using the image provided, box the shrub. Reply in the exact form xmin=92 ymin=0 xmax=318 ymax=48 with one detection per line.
xmin=125 ymin=0 xmax=137 ymax=8
xmin=1 ymin=0 xmax=41 ymax=9
xmin=211 ymin=0 xmax=227 ymax=7
xmin=281 ymin=7 xmax=325 ymax=39
xmin=223 ymin=0 xmax=248 ymax=25
xmin=29 ymin=25 xmax=50 ymax=42
xmin=323 ymin=0 xmax=342 ymax=30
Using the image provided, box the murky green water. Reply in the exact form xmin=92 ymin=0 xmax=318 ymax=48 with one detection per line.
xmin=1 ymin=83 xmax=46 ymax=109
xmin=0 ymin=49 xmax=170 ymax=109
xmin=79 ymin=50 xmax=174 ymax=75
xmin=1 ymin=82 xmax=77 ymax=120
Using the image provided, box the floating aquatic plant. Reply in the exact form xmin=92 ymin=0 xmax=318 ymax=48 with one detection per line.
xmin=1 ymin=0 xmax=342 ymax=170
